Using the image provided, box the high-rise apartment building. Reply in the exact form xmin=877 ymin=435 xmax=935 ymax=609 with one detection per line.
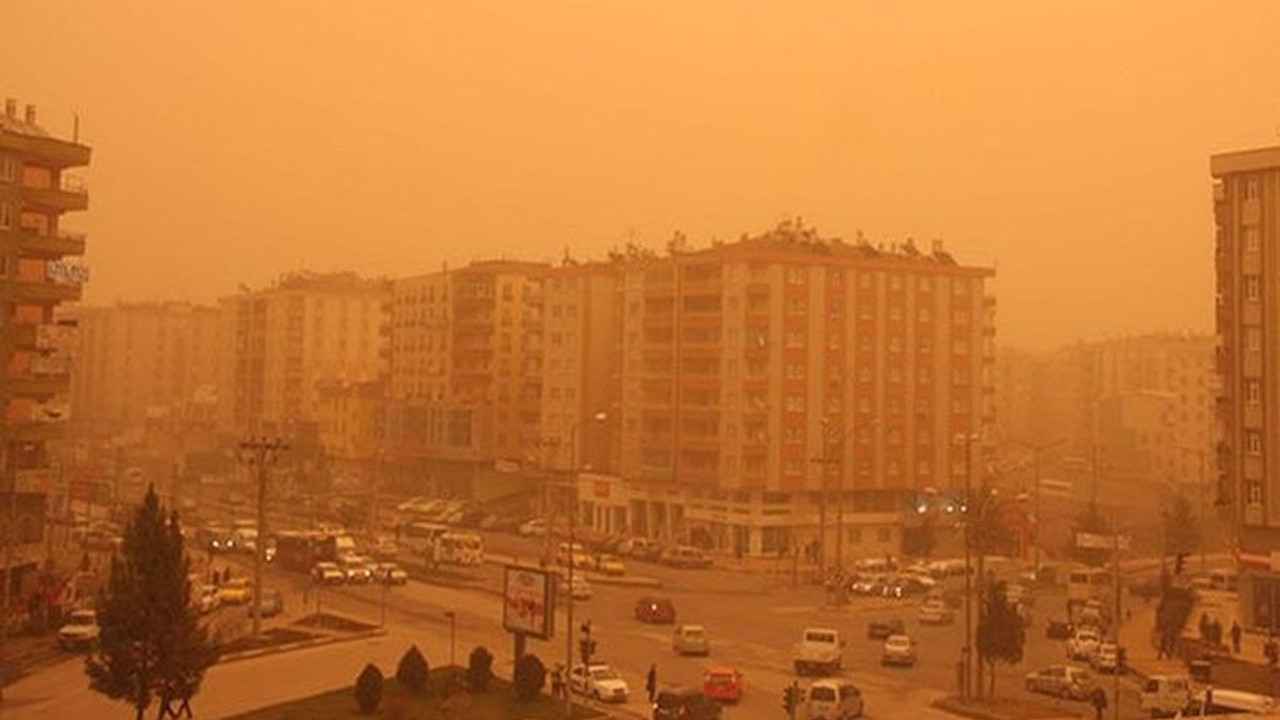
xmin=219 ymin=271 xmax=387 ymax=434
xmin=1212 ymin=145 xmax=1280 ymax=630
xmin=386 ymin=262 xmax=547 ymax=488
xmin=577 ymin=223 xmax=997 ymax=556
xmin=0 ymin=98 xmax=91 ymax=589
xmin=69 ymin=302 xmax=221 ymax=435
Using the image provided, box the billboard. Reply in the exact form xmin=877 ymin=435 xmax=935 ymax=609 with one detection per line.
xmin=502 ymin=565 xmax=555 ymax=640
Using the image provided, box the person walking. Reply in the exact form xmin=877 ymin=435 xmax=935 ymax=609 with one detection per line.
xmin=1091 ymin=686 xmax=1108 ymax=720
xmin=551 ymin=664 xmax=565 ymax=701
xmin=1231 ymin=620 xmax=1243 ymax=655
xmin=646 ymin=663 xmax=658 ymax=704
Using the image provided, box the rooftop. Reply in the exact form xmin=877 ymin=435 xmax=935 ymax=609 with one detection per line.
xmin=1210 ymin=145 xmax=1280 ymax=177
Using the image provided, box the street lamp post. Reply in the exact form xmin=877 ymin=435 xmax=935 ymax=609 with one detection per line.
xmin=564 ymin=411 xmax=607 ymax=719
xmin=238 ymin=436 xmax=289 ymax=639
xmin=444 ymin=610 xmax=457 ymax=667
xmin=1005 ymin=438 xmax=1066 ymax=576
xmin=955 ymin=432 xmax=978 ymax=701
xmin=812 ymin=419 xmax=845 ymax=576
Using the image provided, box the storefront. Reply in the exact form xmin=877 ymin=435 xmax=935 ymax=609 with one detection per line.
xmin=1237 ymin=550 xmax=1280 ymax=632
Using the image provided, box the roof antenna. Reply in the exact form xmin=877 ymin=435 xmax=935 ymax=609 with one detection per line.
xmin=73 ymin=113 xmax=80 ymax=143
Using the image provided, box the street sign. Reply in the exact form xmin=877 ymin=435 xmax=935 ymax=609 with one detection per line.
xmin=1075 ymin=531 xmax=1131 ymax=551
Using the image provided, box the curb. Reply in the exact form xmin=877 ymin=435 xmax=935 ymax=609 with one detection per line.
xmin=219 ymin=627 xmax=388 ymax=665
xmin=932 ymin=697 xmax=1013 ymax=720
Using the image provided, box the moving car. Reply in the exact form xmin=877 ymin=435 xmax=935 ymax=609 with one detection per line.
xmin=374 ymin=562 xmax=409 ymax=585
xmin=701 ymin=666 xmax=743 ymax=704
xmin=569 ymin=663 xmax=629 ymax=703
xmin=656 ymin=687 xmax=724 ymax=719
xmin=339 ymin=554 xmax=376 ymax=583
xmin=311 ymin=561 xmax=345 ymax=585
xmin=793 ymin=627 xmax=845 ymax=676
xmin=1067 ymin=628 xmax=1102 ymax=661
xmin=867 ymin=618 xmax=906 ymax=640
xmin=1024 ymin=664 xmax=1094 ymax=700
xmin=660 ymin=545 xmax=713 ymax=569
xmin=58 ymin=609 xmax=100 ymax=650
xmin=249 ymin=588 xmax=284 ymax=618
xmin=919 ymin=599 xmax=955 ymax=626
xmin=518 ymin=518 xmax=548 ymax=537
xmin=635 ymin=596 xmax=677 ymax=624
xmin=559 ymin=574 xmax=593 ymax=600
xmin=1092 ymin=642 xmax=1123 ymax=674
xmin=672 ymin=624 xmax=711 ymax=656
xmin=622 ymin=537 xmax=663 ymax=561
xmin=881 ymin=634 xmax=917 ymax=667
xmin=216 ymin=578 xmax=253 ymax=605
xmin=594 ymin=554 xmax=626 ymax=576
xmin=806 ymin=679 xmax=864 ymax=719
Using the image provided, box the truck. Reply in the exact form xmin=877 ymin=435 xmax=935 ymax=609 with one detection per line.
xmin=792 ymin=627 xmax=845 ymax=676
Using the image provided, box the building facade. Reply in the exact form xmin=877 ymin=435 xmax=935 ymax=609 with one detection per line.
xmin=219 ymin=271 xmax=387 ymax=435
xmin=574 ymin=224 xmax=997 ymax=557
xmin=69 ymin=302 xmax=221 ymax=437
xmin=1212 ymin=146 xmax=1280 ymax=631
xmin=0 ymin=98 xmax=90 ymax=593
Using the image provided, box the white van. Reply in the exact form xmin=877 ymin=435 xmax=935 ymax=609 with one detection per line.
xmin=1139 ymin=675 xmax=1197 ymax=717
xmin=806 ymin=679 xmax=864 ymax=719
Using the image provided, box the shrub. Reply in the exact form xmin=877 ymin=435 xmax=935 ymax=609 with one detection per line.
xmin=396 ymin=644 xmax=430 ymax=694
xmin=467 ymin=645 xmax=494 ymax=692
xmin=513 ymin=653 xmax=546 ymax=702
xmin=354 ymin=663 xmax=384 ymax=715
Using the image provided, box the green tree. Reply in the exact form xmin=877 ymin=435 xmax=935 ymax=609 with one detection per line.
xmin=1163 ymin=494 xmax=1200 ymax=556
xmin=976 ymin=579 xmax=1026 ymax=699
xmin=86 ymin=486 xmax=219 ymax=720
xmin=1068 ymin=501 xmax=1109 ymax=568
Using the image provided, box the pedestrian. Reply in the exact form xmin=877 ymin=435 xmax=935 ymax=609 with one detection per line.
xmin=646 ymin=663 xmax=658 ymax=704
xmin=222 ymin=566 xmax=231 ymax=584
xmin=1200 ymin=612 xmax=1211 ymax=640
xmin=1231 ymin=620 xmax=1243 ymax=655
xmin=1211 ymin=617 xmax=1224 ymax=647
xmin=551 ymin=664 xmax=564 ymax=700
xmin=1091 ymin=686 xmax=1107 ymax=720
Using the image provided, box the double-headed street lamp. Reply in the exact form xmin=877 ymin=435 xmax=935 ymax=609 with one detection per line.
xmin=238 ymin=436 xmax=290 ymax=639
xmin=1004 ymin=438 xmax=1066 ymax=576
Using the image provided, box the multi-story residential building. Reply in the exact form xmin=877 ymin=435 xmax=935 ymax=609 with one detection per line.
xmin=386 ymin=261 xmax=547 ymax=495
xmin=576 ymin=223 xmax=997 ymax=557
xmin=219 ymin=271 xmax=387 ymax=435
xmin=1212 ymin=145 xmax=1280 ymax=630
xmin=0 ymin=98 xmax=91 ymax=590
xmin=69 ymin=302 xmax=221 ymax=436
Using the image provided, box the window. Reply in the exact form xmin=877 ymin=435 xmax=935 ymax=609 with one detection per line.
xmin=887 ymin=460 xmax=900 ymax=476
xmin=0 ymin=156 xmax=14 ymax=182
xmin=785 ymin=458 xmax=805 ymax=475
xmin=888 ymin=275 xmax=902 ymax=291
xmin=858 ymin=365 xmax=872 ymax=382
xmin=953 ymin=369 xmax=970 ymax=385
xmin=0 ymin=203 xmax=11 ymax=229
xmin=918 ymin=308 xmax=931 ymax=323
xmin=847 ymin=527 xmax=861 ymax=543
xmin=786 ymin=267 xmax=807 ymax=285
xmin=787 ymin=298 xmax=806 ymax=316
xmin=889 ymin=307 xmax=902 ymax=322
xmin=1246 ymin=178 xmax=1260 ymax=200
xmin=1246 ymin=276 xmax=1261 ymax=302
xmin=952 ymin=339 xmax=969 ymax=355
xmin=784 ymin=426 xmax=805 ymax=443
xmin=888 ymin=336 xmax=902 ymax=352
xmin=1248 ymin=431 xmax=1263 ymax=456
xmin=1247 ymin=481 xmax=1263 ymax=505
xmin=858 ymin=274 xmax=873 ymax=290
xmin=786 ymin=363 xmax=805 ymax=380
xmin=1248 ymin=380 xmax=1262 ymax=405
xmin=953 ymin=278 xmax=968 ymax=295
xmin=952 ymin=310 xmax=969 ymax=324
xmin=1247 ymin=328 xmax=1262 ymax=352
xmin=858 ymin=334 xmax=873 ymax=352
xmin=786 ymin=330 xmax=806 ymax=349
xmin=786 ymin=394 xmax=806 ymax=412
xmin=1246 ymin=228 xmax=1261 ymax=253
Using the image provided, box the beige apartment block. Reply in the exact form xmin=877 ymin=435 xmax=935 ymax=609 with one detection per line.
xmin=69 ymin=302 xmax=221 ymax=436
xmin=1212 ymin=145 xmax=1280 ymax=630
xmin=0 ymin=98 xmax=91 ymax=589
xmin=386 ymin=261 xmax=547 ymax=478
xmin=574 ymin=223 xmax=996 ymax=557
xmin=219 ymin=271 xmax=388 ymax=434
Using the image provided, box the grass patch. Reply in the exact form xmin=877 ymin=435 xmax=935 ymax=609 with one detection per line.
xmin=219 ymin=627 xmax=320 ymax=656
xmin=294 ymin=613 xmax=380 ymax=634
xmin=229 ymin=666 xmax=602 ymax=720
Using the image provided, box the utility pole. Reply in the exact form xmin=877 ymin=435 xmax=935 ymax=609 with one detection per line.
xmin=958 ymin=432 xmax=976 ymax=702
xmin=812 ymin=419 xmax=844 ymax=575
xmin=0 ymin=440 xmax=17 ymax=703
xmin=1111 ymin=518 xmax=1122 ymax=720
xmin=238 ymin=436 xmax=289 ymax=638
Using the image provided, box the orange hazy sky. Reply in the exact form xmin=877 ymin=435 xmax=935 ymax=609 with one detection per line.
xmin=4 ymin=1 xmax=1278 ymax=349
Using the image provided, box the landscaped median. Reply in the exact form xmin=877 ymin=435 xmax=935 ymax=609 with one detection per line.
xmin=228 ymin=664 xmax=602 ymax=720
xmin=218 ymin=612 xmax=387 ymax=664
xmin=932 ymin=695 xmax=1081 ymax=720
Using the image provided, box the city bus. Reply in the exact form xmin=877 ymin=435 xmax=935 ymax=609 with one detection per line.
xmin=435 ymin=532 xmax=484 ymax=566
xmin=397 ymin=521 xmax=449 ymax=560
xmin=1066 ymin=566 xmax=1111 ymax=607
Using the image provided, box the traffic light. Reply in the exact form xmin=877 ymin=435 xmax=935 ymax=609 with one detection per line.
xmin=782 ymin=682 xmax=802 ymax=716
xmin=1175 ymin=552 xmax=1186 ymax=575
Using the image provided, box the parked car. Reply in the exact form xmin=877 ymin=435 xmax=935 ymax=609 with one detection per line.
xmin=622 ymin=537 xmax=664 ymax=561
xmin=1046 ymin=618 xmax=1075 ymax=640
xmin=635 ymin=596 xmax=677 ymax=624
xmin=1092 ymin=642 xmax=1124 ymax=674
xmin=339 ymin=554 xmax=375 ymax=583
xmin=594 ymin=554 xmax=627 ymax=576
xmin=311 ymin=561 xmax=345 ymax=585
xmin=660 ymin=545 xmax=713 ymax=569
xmin=1024 ymin=664 xmax=1095 ymax=700
xmin=656 ymin=687 xmax=724 ymax=719
xmin=372 ymin=535 xmax=399 ymax=559
xmin=374 ymin=562 xmax=409 ymax=585
xmin=867 ymin=618 xmax=906 ymax=640
xmin=806 ymin=679 xmax=864 ymax=719
xmin=701 ymin=666 xmax=743 ymax=704
xmin=559 ymin=574 xmax=593 ymax=600
xmin=919 ymin=599 xmax=955 ymax=626
xmin=249 ymin=588 xmax=284 ymax=618
xmin=1067 ymin=628 xmax=1102 ymax=661
xmin=881 ymin=634 xmax=917 ymax=667
xmin=518 ymin=518 xmax=549 ymax=537
xmin=672 ymin=624 xmax=711 ymax=656
xmin=57 ymin=609 xmax=100 ymax=650
xmin=216 ymin=578 xmax=253 ymax=605
xmin=569 ymin=663 xmax=629 ymax=703
xmin=197 ymin=584 xmax=221 ymax=614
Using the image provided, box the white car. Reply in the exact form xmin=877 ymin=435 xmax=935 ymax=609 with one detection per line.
xmin=881 ymin=634 xmax=917 ymax=667
xmin=58 ymin=609 xmax=100 ymax=650
xmin=340 ymin=555 xmax=376 ymax=583
xmin=1092 ymin=642 xmax=1122 ymax=674
xmin=1067 ymin=628 xmax=1101 ymax=661
xmin=311 ymin=561 xmax=345 ymax=585
xmin=919 ymin=599 xmax=955 ymax=626
xmin=570 ymin=663 xmax=629 ymax=703
xmin=560 ymin=574 xmax=593 ymax=600
xmin=375 ymin=563 xmax=410 ymax=585
xmin=519 ymin=519 xmax=549 ymax=537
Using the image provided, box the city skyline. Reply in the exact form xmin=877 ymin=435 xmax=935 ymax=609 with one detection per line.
xmin=5 ymin=2 xmax=1280 ymax=350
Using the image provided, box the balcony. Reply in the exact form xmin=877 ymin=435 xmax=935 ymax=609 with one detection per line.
xmin=21 ymin=178 xmax=89 ymax=212
xmin=3 ymin=228 xmax=86 ymax=259
xmin=1 ymin=278 xmax=82 ymax=303
xmin=1 ymin=372 xmax=70 ymax=399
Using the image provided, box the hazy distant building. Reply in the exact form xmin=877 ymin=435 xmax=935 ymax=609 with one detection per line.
xmin=0 ymin=98 xmax=91 ymax=590
xmin=385 ymin=261 xmax=547 ymax=495
xmin=577 ymin=222 xmax=997 ymax=557
xmin=69 ymin=302 xmax=221 ymax=436
xmin=1212 ymin=145 xmax=1280 ymax=630
xmin=219 ymin=271 xmax=387 ymax=434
